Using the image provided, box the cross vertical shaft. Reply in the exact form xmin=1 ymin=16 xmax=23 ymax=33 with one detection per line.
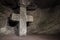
xmin=19 ymin=6 xmax=27 ymax=36
xmin=19 ymin=0 xmax=27 ymax=36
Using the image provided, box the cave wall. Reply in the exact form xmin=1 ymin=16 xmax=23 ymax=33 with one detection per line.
xmin=0 ymin=5 xmax=15 ymax=34
xmin=0 ymin=5 xmax=12 ymax=28
xmin=0 ymin=0 xmax=60 ymax=35
xmin=27 ymin=6 xmax=60 ymax=34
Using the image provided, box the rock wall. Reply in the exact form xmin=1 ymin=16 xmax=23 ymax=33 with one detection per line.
xmin=27 ymin=6 xmax=60 ymax=34
xmin=0 ymin=4 xmax=60 ymax=35
xmin=0 ymin=5 xmax=14 ymax=34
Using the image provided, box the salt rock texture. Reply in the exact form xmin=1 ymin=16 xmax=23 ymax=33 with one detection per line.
xmin=27 ymin=6 xmax=60 ymax=34
xmin=0 ymin=5 xmax=14 ymax=34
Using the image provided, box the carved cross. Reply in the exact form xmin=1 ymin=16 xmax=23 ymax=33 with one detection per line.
xmin=11 ymin=13 xmax=33 ymax=36
xmin=11 ymin=0 xmax=33 ymax=36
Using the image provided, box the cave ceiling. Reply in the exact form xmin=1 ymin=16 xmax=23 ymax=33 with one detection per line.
xmin=0 ymin=0 xmax=60 ymax=9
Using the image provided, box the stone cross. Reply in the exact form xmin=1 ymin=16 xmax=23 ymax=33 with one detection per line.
xmin=11 ymin=0 xmax=33 ymax=36
xmin=11 ymin=13 xmax=33 ymax=36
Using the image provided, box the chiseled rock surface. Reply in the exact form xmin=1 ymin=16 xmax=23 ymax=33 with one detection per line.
xmin=0 ymin=5 xmax=13 ymax=34
xmin=27 ymin=6 xmax=60 ymax=34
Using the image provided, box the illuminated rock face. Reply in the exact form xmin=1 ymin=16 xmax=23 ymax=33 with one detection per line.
xmin=0 ymin=5 xmax=13 ymax=34
xmin=27 ymin=6 xmax=60 ymax=34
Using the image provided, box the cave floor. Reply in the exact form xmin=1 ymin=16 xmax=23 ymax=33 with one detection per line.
xmin=0 ymin=34 xmax=60 ymax=40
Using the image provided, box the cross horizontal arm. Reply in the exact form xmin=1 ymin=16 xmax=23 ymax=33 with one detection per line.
xmin=11 ymin=13 xmax=33 ymax=22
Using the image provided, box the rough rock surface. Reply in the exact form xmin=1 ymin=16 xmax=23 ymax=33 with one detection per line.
xmin=0 ymin=5 xmax=14 ymax=34
xmin=27 ymin=6 xmax=60 ymax=34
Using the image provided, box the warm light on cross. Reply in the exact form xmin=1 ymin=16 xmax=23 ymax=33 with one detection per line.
xmin=11 ymin=0 xmax=33 ymax=36
xmin=11 ymin=13 xmax=33 ymax=22
xmin=11 ymin=12 xmax=33 ymax=36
